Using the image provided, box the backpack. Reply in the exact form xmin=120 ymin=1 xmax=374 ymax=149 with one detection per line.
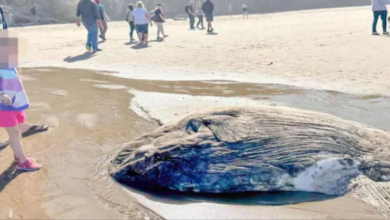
xmin=149 ymin=10 xmax=157 ymax=21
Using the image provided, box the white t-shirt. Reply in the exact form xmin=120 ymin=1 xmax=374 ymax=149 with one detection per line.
xmin=132 ymin=8 xmax=148 ymax=25
xmin=372 ymin=0 xmax=390 ymax=11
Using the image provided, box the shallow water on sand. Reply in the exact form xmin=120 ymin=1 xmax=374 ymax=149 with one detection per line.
xmin=0 ymin=67 xmax=388 ymax=219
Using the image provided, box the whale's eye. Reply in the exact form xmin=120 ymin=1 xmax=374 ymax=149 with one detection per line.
xmin=186 ymin=118 xmax=203 ymax=134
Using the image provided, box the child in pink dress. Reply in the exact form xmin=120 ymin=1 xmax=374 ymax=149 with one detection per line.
xmin=0 ymin=32 xmax=41 ymax=171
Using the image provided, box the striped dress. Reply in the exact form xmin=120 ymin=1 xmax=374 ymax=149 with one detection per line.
xmin=0 ymin=68 xmax=29 ymax=111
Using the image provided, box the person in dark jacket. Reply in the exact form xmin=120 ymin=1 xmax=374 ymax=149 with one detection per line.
xmin=202 ymin=0 xmax=214 ymax=33
xmin=185 ymin=1 xmax=195 ymax=30
xmin=76 ymin=0 xmax=103 ymax=52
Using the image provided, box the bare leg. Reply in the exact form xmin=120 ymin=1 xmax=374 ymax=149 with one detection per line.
xmin=19 ymin=122 xmax=34 ymax=133
xmin=208 ymin=22 xmax=213 ymax=31
xmin=144 ymin=33 xmax=149 ymax=44
xmin=5 ymin=126 xmax=27 ymax=163
xmin=138 ymin=32 xmax=143 ymax=43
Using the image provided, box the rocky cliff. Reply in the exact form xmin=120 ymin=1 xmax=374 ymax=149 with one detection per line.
xmin=0 ymin=0 xmax=369 ymax=26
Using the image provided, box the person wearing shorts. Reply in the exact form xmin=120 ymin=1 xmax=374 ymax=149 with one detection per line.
xmin=132 ymin=1 xmax=152 ymax=45
xmin=0 ymin=56 xmax=42 ymax=172
xmin=202 ymin=0 xmax=214 ymax=33
xmin=0 ymin=32 xmax=49 ymax=171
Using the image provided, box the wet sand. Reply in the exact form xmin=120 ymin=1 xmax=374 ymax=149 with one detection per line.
xmin=0 ymin=68 xmax=160 ymax=219
xmin=0 ymin=67 xmax=388 ymax=219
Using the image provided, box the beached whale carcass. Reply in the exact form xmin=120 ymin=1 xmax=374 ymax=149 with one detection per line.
xmin=109 ymin=106 xmax=390 ymax=196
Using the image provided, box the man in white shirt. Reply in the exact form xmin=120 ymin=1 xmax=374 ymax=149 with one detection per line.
xmin=372 ymin=0 xmax=390 ymax=35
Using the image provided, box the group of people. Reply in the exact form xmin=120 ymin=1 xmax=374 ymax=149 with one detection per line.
xmin=125 ymin=2 xmax=168 ymax=45
xmin=76 ymin=0 xmax=216 ymax=47
xmin=186 ymin=0 xmax=215 ymax=32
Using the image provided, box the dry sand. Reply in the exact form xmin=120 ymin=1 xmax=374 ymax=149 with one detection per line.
xmin=17 ymin=6 xmax=390 ymax=96
xmin=0 ymin=5 xmax=389 ymax=220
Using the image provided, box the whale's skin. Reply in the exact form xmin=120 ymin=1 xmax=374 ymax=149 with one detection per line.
xmin=109 ymin=106 xmax=390 ymax=196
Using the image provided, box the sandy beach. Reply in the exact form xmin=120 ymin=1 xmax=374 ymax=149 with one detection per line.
xmin=0 ymin=5 xmax=390 ymax=219
xmin=18 ymin=6 xmax=390 ymax=96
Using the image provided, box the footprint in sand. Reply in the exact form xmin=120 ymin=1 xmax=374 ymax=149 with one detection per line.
xmin=41 ymin=116 xmax=60 ymax=129
xmin=76 ymin=114 xmax=98 ymax=129
xmin=30 ymin=103 xmax=51 ymax=111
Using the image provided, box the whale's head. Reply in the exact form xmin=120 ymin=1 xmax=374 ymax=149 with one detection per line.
xmin=110 ymin=107 xmax=390 ymax=195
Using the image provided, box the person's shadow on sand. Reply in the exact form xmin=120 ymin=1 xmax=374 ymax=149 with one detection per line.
xmin=0 ymin=163 xmax=20 ymax=194
xmin=124 ymin=41 xmax=137 ymax=45
xmin=207 ymin=32 xmax=219 ymax=35
xmin=64 ymin=52 xmax=96 ymax=63
xmin=131 ymin=44 xmax=151 ymax=50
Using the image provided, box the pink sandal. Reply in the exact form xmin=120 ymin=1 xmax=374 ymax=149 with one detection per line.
xmin=17 ymin=158 xmax=42 ymax=172
xmin=14 ymin=155 xmax=36 ymax=163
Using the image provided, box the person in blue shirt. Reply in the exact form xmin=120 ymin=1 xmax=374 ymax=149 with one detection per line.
xmin=76 ymin=0 xmax=103 ymax=52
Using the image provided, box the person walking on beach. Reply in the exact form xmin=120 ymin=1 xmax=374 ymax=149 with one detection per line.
xmin=202 ymin=0 xmax=214 ymax=33
xmin=195 ymin=1 xmax=204 ymax=29
xmin=77 ymin=0 xmax=103 ymax=52
xmin=372 ymin=0 xmax=390 ymax=35
xmin=185 ymin=1 xmax=195 ymax=30
xmin=242 ymin=4 xmax=249 ymax=19
xmin=31 ymin=4 xmax=37 ymax=17
xmin=154 ymin=3 xmax=168 ymax=41
xmin=95 ymin=0 xmax=109 ymax=41
xmin=0 ymin=33 xmax=46 ymax=171
xmin=132 ymin=1 xmax=153 ymax=45
xmin=126 ymin=4 xmax=136 ymax=42
xmin=228 ymin=4 xmax=233 ymax=17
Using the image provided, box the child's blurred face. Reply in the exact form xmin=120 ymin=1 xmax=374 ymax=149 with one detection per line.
xmin=0 ymin=32 xmax=27 ymax=69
